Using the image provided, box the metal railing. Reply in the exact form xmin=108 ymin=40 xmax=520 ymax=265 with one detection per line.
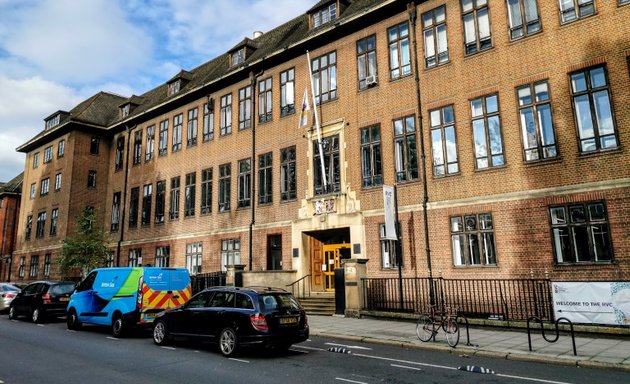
xmin=287 ymin=274 xmax=311 ymax=299
xmin=190 ymin=271 xmax=226 ymax=294
xmin=362 ymin=277 xmax=553 ymax=321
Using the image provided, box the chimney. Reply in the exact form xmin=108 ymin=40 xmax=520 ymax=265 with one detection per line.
xmin=253 ymin=31 xmax=264 ymax=39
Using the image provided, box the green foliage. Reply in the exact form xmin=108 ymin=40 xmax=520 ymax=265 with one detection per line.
xmin=58 ymin=207 xmax=110 ymax=278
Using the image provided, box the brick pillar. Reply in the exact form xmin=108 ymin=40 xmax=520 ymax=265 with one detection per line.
xmin=343 ymin=258 xmax=368 ymax=318
xmin=225 ymin=264 xmax=246 ymax=287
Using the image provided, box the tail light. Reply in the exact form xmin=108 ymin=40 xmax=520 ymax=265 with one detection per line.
xmin=42 ymin=293 xmax=51 ymax=303
xmin=2 ymin=293 xmax=16 ymax=299
xmin=137 ymin=276 xmax=144 ymax=309
xmin=250 ymin=313 xmax=268 ymax=331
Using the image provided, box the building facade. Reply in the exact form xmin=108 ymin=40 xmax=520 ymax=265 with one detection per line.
xmin=12 ymin=0 xmax=630 ymax=290
xmin=0 ymin=173 xmax=22 ymax=282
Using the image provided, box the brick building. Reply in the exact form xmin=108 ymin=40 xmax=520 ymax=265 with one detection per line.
xmin=12 ymin=0 xmax=630 ymax=291
xmin=0 ymin=173 xmax=22 ymax=282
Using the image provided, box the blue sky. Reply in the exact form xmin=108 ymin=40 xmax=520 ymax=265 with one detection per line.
xmin=0 ymin=0 xmax=313 ymax=182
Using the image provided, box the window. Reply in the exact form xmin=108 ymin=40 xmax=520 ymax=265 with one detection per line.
xmin=380 ymin=224 xmax=400 ymax=269
xmin=121 ymin=104 xmax=130 ymax=118
xmin=507 ymin=0 xmax=541 ymax=40
xmin=169 ymin=80 xmax=181 ymax=96
xmin=201 ymin=168 xmax=213 ymax=214
xmin=517 ymin=80 xmax=558 ymax=161
xmin=25 ymin=215 xmax=32 ymax=240
xmin=311 ymin=52 xmax=337 ymax=104
xmin=621 ymin=0 xmax=630 ymax=5
xmin=55 ymin=173 xmax=62 ymax=191
xmin=57 ymin=140 xmax=65 ymax=158
xmin=559 ymin=0 xmax=595 ymax=23
xmin=186 ymin=242 xmax=202 ymax=274
xmin=280 ymin=146 xmax=297 ymax=201
xmin=129 ymin=131 xmax=141 ymax=165
xmin=111 ymin=192 xmax=121 ymax=231
xmin=203 ymin=100 xmax=214 ymax=141
xmin=357 ymin=35 xmax=378 ymax=90
xmin=36 ymin=211 xmax=47 ymax=238
xmin=83 ymin=206 xmax=95 ymax=231
xmin=156 ymin=246 xmax=170 ymax=267
xmin=29 ymin=255 xmax=39 ymax=278
xmin=172 ymin=113 xmax=183 ymax=152
xmin=258 ymin=78 xmax=273 ymax=123
xmin=267 ymin=235 xmax=282 ymax=271
xmin=146 ymin=125 xmax=155 ymax=161
xmin=158 ymin=119 xmax=169 ymax=156
xmin=142 ymin=184 xmax=152 ymax=225
xmin=50 ymin=208 xmax=58 ymax=236
xmin=312 ymin=2 xmax=337 ymax=28
xmin=231 ymin=48 xmax=245 ymax=66
xmin=185 ymin=172 xmax=196 ymax=217
xmin=361 ymin=124 xmax=383 ymax=188
xmin=187 ymin=107 xmax=198 ymax=147
xmin=129 ymin=187 xmax=139 ymax=228
xmin=451 ymin=213 xmax=497 ymax=266
xmin=219 ymin=164 xmax=231 ymax=212
xmin=90 ymin=137 xmax=100 ymax=154
xmin=170 ymin=177 xmax=180 ymax=220
xmin=40 ymin=178 xmax=50 ymax=196
xmin=280 ymin=68 xmax=295 ymax=116
xmin=461 ymin=0 xmax=492 ymax=54
xmin=388 ymin=22 xmax=411 ymax=79
xmin=570 ymin=66 xmax=617 ymax=153
xmin=237 ymin=159 xmax=251 ymax=208
xmin=105 ymin=252 xmax=115 ymax=268
xmin=238 ymin=86 xmax=252 ymax=130
xmin=33 ymin=152 xmax=39 ymax=169
xmin=422 ymin=6 xmax=449 ymax=68
xmin=115 ymin=136 xmax=125 ymax=171
xmin=18 ymin=257 xmax=26 ymax=278
xmin=155 ymin=181 xmax=166 ymax=223
xmin=393 ymin=116 xmax=419 ymax=182
xmin=313 ymin=135 xmax=340 ymax=195
xmin=220 ymin=93 xmax=232 ymax=136
xmin=221 ymin=239 xmax=240 ymax=272
xmin=30 ymin=183 xmax=36 ymax=199
xmin=46 ymin=114 xmax=60 ymax=130
xmin=550 ymin=202 xmax=612 ymax=263
xmin=471 ymin=94 xmax=505 ymax=169
xmin=43 ymin=146 xmax=53 ymax=163
xmin=43 ymin=254 xmax=51 ymax=277
xmin=430 ymin=105 xmax=459 ymax=176
xmin=87 ymin=170 xmax=97 ymax=188
xmin=128 ymin=249 xmax=141 ymax=267
xmin=258 ymin=153 xmax=272 ymax=204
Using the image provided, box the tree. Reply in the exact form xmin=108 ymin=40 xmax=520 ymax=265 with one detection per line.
xmin=59 ymin=207 xmax=110 ymax=278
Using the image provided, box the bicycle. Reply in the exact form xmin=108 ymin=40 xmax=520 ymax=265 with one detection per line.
xmin=416 ymin=305 xmax=460 ymax=347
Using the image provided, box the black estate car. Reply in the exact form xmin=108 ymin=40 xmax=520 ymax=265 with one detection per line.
xmin=8 ymin=281 xmax=75 ymax=323
xmin=152 ymin=286 xmax=309 ymax=357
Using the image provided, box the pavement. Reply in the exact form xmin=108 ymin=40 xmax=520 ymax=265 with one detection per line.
xmin=308 ymin=314 xmax=630 ymax=372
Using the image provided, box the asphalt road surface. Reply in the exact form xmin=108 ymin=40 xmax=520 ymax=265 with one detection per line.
xmin=1 ymin=316 xmax=627 ymax=383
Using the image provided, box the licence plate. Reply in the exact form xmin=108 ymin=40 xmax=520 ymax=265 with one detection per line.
xmin=60 ymin=297 xmax=69 ymax=302
xmin=279 ymin=317 xmax=298 ymax=325
xmin=145 ymin=313 xmax=156 ymax=319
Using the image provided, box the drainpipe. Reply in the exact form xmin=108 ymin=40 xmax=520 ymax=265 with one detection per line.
xmin=408 ymin=3 xmax=434 ymax=306
xmin=116 ymin=125 xmax=135 ymax=267
xmin=248 ymin=70 xmax=264 ymax=271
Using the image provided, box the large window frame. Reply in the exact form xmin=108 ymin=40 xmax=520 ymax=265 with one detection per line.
xmin=187 ymin=107 xmax=198 ymax=147
xmin=219 ymin=164 xmax=231 ymax=212
xmin=517 ymin=80 xmax=558 ymax=162
xmin=50 ymin=208 xmax=58 ymax=236
xmin=36 ymin=211 xmax=47 ymax=238
xmin=155 ymin=180 xmax=166 ymax=223
xmin=238 ymin=86 xmax=252 ymax=130
xmin=111 ymin=192 xmax=121 ymax=231
xmin=221 ymin=239 xmax=240 ymax=272
xmin=129 ymin=187 xmax=139 ymax=228
xmin=558 ymin=0 xmax=595 ymax=24
xmin=203 ymin=100 xmax=215 ymax=142
xmin=201 ymin=168 xmax=212 ymax=214
xmin=158 ymin=120 xmax=169 ymax=157
xmin=361 ymin=124 xmax=383 ymax=188
xmin=237 ymin=159 xmax=251 ymax=208
xmin=387 ymin=22 xmax=411 ymax=79
xmin=507 ymin=0 xmax=541 ymax=40
xmin=313 ymin=135 xmax=340 ymax=195
xmin=393 ymin=116 xmax=419 ymax=183
xmin=172 ymin=113 xmax=183 ymax=152
xmin=141 ymin=183 xmax=152 ymax=226
xmin=280 ymin=68 xmax=295 ymax=116
xmin=156 ymin=246 xmax=170 ymax=267
xmin=146 ymin=125 xmax=155 ymax=161
xmin=451 ymin=213 xmax=497 ymax=266
xmin=461 ymin=0 xmax=492 ymax=55
xmin=184 ymin=172 xmax=196 ymax=217
xmin=220 ymin=93 xmax=232 ymax=136
xmin=186 ymin=242 xmax=202 ymax=274
xmin=258 ymin=78 xmax=273 ymax=123
xmin=258 ymin=153 xmax=272 ymax=204
xmin=380 ymin=223 xmax=400 ymax=269
xmin=128 ymin=249 xmax=141 ymax=267
xmin=169 ymin=176 xmax=180 ymax=220
xmin=311 ymin=52 xmax=337 ymax=105
xmin=280 ymin=146 xmax=296 ymax=201
xmin=357 ymin=35 xmax=378 ymax=90
xmin=430 ymin=105 xmax=459 ymax=177
xmin=422 ymin=5 xmax=449 ymax=68
xmin=471 ymin=94 xmax=505 ymax=169
xmin=115 ymin=136 xmax=124 ymax=171
xmin=133 ymin=130 xmax=142 ymax=165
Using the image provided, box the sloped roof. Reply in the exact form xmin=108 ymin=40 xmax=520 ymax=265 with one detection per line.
xmin=0 ymin=172 xmax=23 ymax=195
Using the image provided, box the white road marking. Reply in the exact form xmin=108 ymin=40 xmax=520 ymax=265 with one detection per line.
xmin=335 ymin=378 xmax=367 ymax=384
xmin=496 ymin=373 xmax=574 ymax=384
xmin=106 ymin=337 xmax=119 ymax=341
xmin=229 ymin=358 xmax=250 ymax=363
xmin=325 ymin=342 xmax=372 ymax=350
xmin=37 ymin=324 xmax=45 ymax=327
xmin=288 ymin=348 xmax=309 ymax=354
xmin=292 ymin=345 xmax=326 ymax=351
xmin=160 ymin=346 xmax=176 ymax=350
xmin=391 ymin=364 xmax=422 ymax=371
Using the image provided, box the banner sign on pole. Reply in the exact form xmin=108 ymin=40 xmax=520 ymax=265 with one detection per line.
xmin=382 ymin=185 xmax=397 ymax=240
xmin=552 ymin=282 xmax=630 ymax=325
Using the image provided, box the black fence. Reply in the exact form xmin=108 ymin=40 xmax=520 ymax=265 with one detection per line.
xmin=190 ymin=271 xmax=227 ymax=294
xmin=362 ymin=277 xmax=553 ymax=321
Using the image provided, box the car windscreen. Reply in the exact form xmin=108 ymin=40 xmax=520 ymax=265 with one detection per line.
xmin=259 ymin=293 xmax=301 ymax=312
xmin=3 ymin=285 xmax=20 ymax=292
xmin=49 ymin=283 xmax=76 ymax=295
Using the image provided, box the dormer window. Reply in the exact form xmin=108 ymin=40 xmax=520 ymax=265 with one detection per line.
xmin=231 ymin=48 xmax=245 ymax=67
xmin=166 ymin=70 xmax=192 ymax=97
xmin=121 ymin=104 xmax=130 ymax=118
xmin=46 ymin=114 xmax=60 ymax=130
xmin=313 ymin=3 xmax=337 ymax=28
xmin=169 ymin=80 xmax=181 ymax=96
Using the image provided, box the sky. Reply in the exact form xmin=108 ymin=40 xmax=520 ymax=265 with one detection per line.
xmin=0 ymin=0 xmax=313 ymax=182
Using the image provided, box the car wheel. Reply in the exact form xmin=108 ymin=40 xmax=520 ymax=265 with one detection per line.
xmin=67 ymin=309 xmax=82 ymax=330
xmin=8 ymin=306 xmax=17 ymax=320
xmin=218 ymin=327 xmax=238 ymax=357
xmin=153 ymin=320 xmax=169 ymax=346
xmin=112 ymin=313 xmax=126 ymax=338
xmin=32 ymin=307 xmax=43 ymax=323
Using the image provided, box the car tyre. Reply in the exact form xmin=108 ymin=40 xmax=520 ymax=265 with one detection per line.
xmin=112 ymin=313 xmax=127 ymax=338
xmin=153 ymin=320 xmax=169 ymax=346
xmin=67 ymin=309 xmax=82 ymax=330
xmin=218 ymin=327 xmax=238 ymax=357
xmin=8 ymin=306 xmax=17 ymax=320
xmin=31 ymin=307 xmax=43 ymax=323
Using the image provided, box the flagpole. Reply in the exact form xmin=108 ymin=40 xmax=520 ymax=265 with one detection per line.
xmin=306 ymin=50 xmax=328 ymax=193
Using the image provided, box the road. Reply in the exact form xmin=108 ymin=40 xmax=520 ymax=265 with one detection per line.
xmin=0 ymin=316 xmax=627 ymax=383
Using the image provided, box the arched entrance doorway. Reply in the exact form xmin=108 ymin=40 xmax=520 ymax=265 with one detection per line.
xmin=306 ymin=228 xmax=351 ymax=292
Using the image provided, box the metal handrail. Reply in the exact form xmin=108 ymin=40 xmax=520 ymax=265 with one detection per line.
xmin=286 ymin=274 xmax=311 ymax=299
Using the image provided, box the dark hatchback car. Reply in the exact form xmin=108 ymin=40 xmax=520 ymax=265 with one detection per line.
xmin=153 ymin=286 xmax=309 ymax=357
xmin=9 ymin=281 xmax=75 ymax=323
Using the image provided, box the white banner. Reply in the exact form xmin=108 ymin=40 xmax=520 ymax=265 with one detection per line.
xmin=382 ymin=185 xmax=397 ymax=240
xmin=552 ymin=282 xmax=630 ymax=326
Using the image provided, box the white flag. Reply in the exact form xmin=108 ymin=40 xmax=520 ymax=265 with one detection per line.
xmin=383 ymin=185 xmax=397 ymax=240
xmin=299 ymin=88 xmax=310 ymax=128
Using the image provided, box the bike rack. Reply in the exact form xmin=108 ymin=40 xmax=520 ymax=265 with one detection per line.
xmin=526 ymin=316 xmax=577 ymax=356
xmin=455 ymin=314 xmax=475 ymax=347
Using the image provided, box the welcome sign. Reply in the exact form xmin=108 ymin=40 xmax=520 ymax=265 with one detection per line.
xmin=552 ymin=282 xmax=630 ymax=326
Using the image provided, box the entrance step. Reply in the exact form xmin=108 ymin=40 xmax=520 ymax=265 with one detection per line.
xmin=298 ymin=295 xmax=336 ymax=316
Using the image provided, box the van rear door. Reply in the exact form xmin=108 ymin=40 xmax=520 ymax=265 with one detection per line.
xmin=167 ymin=269 xmax=191 ymax=308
